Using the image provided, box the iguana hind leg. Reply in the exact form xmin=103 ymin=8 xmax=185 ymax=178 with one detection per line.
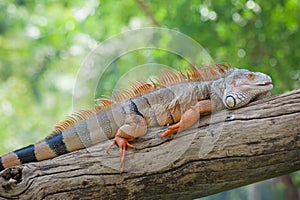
xmin=106 ymin=114 xmax=147 ymax=172
xmin=160 ymin=99 xmax=212 ymax=138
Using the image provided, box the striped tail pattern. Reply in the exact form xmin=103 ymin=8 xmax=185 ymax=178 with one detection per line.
xmin=0 ymin=130 xmax=71 ymax=171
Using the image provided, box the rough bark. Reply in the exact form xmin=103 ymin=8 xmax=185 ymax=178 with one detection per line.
xmin=0 ymin=89 xmax=300 ymax=200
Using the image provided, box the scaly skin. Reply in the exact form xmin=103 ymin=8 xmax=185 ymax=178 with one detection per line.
xmin=0 ymin=66 xmax=273 ymax=172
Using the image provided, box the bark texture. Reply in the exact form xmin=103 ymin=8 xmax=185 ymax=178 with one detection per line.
xmin=0 ymin=89 xmax=300 ymax=200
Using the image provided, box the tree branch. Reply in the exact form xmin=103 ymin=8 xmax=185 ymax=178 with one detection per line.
xmin=1 ymin=89 xmax=300 ymax=199
xmin=135 ymin=0 xmax=159 ymax=26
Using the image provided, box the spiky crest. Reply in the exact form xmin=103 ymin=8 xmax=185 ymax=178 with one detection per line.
xmin=48 ymin=63 xmax=231 ymax=137
xmin=111 ymin=80 xmax=157 ymax=102
xmin=112 ymin=63 xmax=231 ymax=102
xmin=48 ymin=100 xmax=112 ymax=138
xmin=94 ymin=98 xmax=113 ymax=112
xmin=45 ymin=110 xmax=95 ymax=140
xmin=156 ymin=69 xmax=186 ymax=86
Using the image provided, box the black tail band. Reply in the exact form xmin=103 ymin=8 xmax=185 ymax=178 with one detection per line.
xmin=14 ymin=144 xmax=38 ymax=164
xmin=45 ymin=132 xmax=68 ymax=156
xmin=0 ymin=158 xmax=4 ymax=171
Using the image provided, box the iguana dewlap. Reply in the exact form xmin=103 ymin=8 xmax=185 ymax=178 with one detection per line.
xmin=0 ymin=64 xmax=273 ymax=172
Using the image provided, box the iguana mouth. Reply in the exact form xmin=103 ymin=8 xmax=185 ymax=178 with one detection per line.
xmin=256 ymin=81 xmax=272 ymax=86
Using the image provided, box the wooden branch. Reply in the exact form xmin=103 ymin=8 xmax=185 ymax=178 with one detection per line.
xmin=1 ymin=89 xmax=300 ymax=200
xmin=135 ymin=0 xmax=159 ymax=26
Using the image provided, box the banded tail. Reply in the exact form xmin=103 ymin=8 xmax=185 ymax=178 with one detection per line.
xmin=0 ymin=130 xmax=76 ymax=171
xmin=0 ymin=99 xmax=116 ymax=171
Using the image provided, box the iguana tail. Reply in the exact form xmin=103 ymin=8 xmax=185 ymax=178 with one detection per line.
xmin=0 ymin=129 xmax=84 ymax=171
xmin=0 ymin=108 xmax=111 ymax=171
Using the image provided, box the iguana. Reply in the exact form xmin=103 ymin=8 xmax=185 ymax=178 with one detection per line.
xmin=0 ymin=64 xmax=273 ymax=172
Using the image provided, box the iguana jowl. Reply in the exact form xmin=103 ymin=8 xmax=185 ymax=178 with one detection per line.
xmin=0 ymin=64 xmax=273 ymax=172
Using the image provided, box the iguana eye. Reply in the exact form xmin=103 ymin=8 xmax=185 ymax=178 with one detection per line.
xmin=246 ymin=73 xmax=255 ymax=80
xmin=225 ymin=95 xmax=236 ymax=108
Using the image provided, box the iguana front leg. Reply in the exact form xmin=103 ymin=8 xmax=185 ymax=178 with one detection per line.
xmin=106 ymin=114 xmax=147 ymax=172
xmin=160 ymin=99 xmax=212 ymax=138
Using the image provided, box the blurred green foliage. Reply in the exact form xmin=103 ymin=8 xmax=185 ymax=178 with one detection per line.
xmin=0 ymin=0 xmax=299 ymax=199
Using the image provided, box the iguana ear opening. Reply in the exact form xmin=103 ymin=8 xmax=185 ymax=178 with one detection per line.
xmin=224 ymin=95 xmax=236 ymax=109
xmin=223 ymin=90 xmax=251 ymax=109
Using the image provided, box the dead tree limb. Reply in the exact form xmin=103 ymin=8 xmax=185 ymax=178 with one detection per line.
xmin=1 ymin=89 xmax=300 ymax=200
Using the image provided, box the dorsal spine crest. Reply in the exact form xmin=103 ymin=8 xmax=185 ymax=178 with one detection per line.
xmin=49 ymin=64 xmax=231 ymax=136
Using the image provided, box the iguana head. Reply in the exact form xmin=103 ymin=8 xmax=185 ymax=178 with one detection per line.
xmin=223 ymin=68 xmax=273 ymax=109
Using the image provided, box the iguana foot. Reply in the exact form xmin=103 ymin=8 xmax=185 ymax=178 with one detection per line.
xmin=160 ymin=100 xmax=212 ymax=138
xmin=106 ymin=136 xmax=135 ymax=172
xmin=160 ymin=108 xmax=200 ymax=138
xmin=106 ymin=114 xmax=147 ymax=172
xmin=160 ymin=123 xmax=180 ymax=138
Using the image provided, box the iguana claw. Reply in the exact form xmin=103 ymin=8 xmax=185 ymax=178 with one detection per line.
xmin=160 ymin=123 xmax=180 ymax=138
xmin=106 ymin=136 xmax=135 ymax=172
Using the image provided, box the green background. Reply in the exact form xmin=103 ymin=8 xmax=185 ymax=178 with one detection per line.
xmin=0 ymin=0 xmax=299 ymax=199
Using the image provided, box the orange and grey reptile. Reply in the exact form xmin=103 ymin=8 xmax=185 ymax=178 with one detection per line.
xmin=0 ymin=64 xmax=273 ymax=172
